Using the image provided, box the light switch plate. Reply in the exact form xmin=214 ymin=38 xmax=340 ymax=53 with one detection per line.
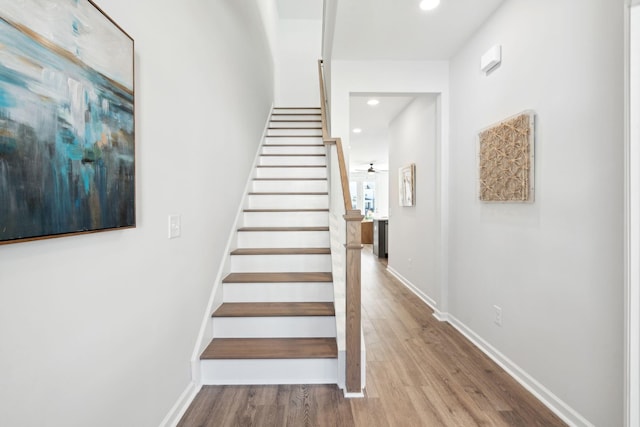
xmin=168 ymin=215 xmax=181 ymax=239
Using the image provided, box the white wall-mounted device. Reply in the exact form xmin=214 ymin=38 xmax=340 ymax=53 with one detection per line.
xmin=480 ymin=45 xmax=502 ymax=73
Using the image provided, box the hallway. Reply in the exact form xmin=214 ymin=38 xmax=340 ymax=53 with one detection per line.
xmin=178 ymin=246 xmax=566 ymax=426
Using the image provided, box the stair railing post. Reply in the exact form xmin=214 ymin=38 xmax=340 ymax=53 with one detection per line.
xmin=344 ymin=209 xmax=364 ymax=394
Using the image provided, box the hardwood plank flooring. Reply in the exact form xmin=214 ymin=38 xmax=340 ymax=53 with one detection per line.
xmin=179 ymin=246 xmax=567 ymax=427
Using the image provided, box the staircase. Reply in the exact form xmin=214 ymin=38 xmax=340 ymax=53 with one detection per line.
xmin=200 ymin=107 xmax=339 ymax=385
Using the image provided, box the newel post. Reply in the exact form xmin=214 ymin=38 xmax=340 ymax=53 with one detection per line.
xmin=344 ymin=209 xmax=364 ymax=394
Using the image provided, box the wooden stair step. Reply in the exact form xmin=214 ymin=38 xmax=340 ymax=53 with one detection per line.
xmin=243 ymin=208 xmax=329 ymax=212
xmin=238 ymin=226 xmax=329 ymax=232
xmin=213 ymin=302 xmax=335 ymax=317
xmin=222 ymin=272 xmax=333 ymax=283
xmin=256 ymin=165 xmax=326 ymax=168
xmin=265 ymin=135 xmax=322 ymax=138
xmin=253 ymin=178 xmax=327 ymax=181
xmin=271 ymin=113 xmax=321 ymax=116
xmin=248 ymin=192 xmax=328 ymax=196
xmin=263 ymin=144 xmax=324 ymax=147
xmin=268 ymin=127 xmax=322 ymax=130
xmin=231 ymin=248 xmax=331 ymax=255
xmin=271 ymin=119 xmax=322 ymax=122
xmin=261 ymin=154 xmax=325 ymax=157
xmin=273 ymin=107 xmax=320 ymax=110
xmin=201 ymin=337 xmax=337 ymax=359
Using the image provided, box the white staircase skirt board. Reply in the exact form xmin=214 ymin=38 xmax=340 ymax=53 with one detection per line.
xmin=256 ymin=167 xmax=327 ymax=179
xmin=230 ymin=253 xmax=332 ymax=272
xmin=237 ymin=231 xmax=330 ymax=248
xmin=259 ymin=155 xmax=326 ymax=166
xmin=247 ymin=194 xmax=328 ymax=210
xmin=242 ymin=211 xmax=329 ymax=227
xmin=273 ymin=108 xmax=320 ymax=115
xmin=264 ymin=136 xmax=324 ymax=145
xmin=223 ymin=282 xmax=334 ymax=303
xmin=267 ymin=128 xmax=322 ymax=137
xmin=212 ymin=316 xmax=337 ymax=338
xmin=252 ymin=180 xmax=328 ymax=193
xmin=269 ymin=122 xmax=322 ymax=128
xmin=200 ymin=358 xmax=338 ymax=385
xmin=262 ymin=145 xmax=325 ymax=155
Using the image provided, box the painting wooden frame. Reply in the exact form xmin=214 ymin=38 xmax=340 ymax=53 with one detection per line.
xmin=0 ymin=0 xmax=135 ymax=244
xmin=478 ymin=111 xmax=535 ymax=203
xmin=399 ymin=163 xmax=415 ymax=207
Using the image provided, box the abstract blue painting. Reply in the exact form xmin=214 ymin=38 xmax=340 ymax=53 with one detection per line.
xmin=0 ymin=0 xmax=134 ymax=244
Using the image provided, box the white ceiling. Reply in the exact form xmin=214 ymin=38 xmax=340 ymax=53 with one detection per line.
xmin=331 ymin=0 xmax=506 ymax=61
xmin=349 ymin=95 xmax=416 ymax=172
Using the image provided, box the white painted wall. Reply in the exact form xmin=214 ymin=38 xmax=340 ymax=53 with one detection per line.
xmin=0 ymin=1 xmax=273 ymax=426
xmin=388 ymin=96 xmax=440 ymax=307
xmin=448 ymin=0 xmax=624 ymax=425
xmin=275 ymin=19 xmax=322 ymax=106
xmin=330 ymin=60 xmax=450 ymax=313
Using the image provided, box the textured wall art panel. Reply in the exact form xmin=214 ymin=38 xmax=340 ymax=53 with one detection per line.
xmin=478 ymin=111 xmax=535 ymax=202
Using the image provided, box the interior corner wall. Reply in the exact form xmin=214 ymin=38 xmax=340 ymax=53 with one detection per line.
xmin=388 ymin=96 xmax=440 ymax=306
xmin=0 ymin=1 xmax=274 ymax=426
xmin=275 ymin=19 xmax=322 ymax=107
xmin=448 ymin=0 xmax=624 ymax=425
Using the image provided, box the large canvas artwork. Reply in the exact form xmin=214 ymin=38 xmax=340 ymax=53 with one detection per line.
xmin=478 ymin=111 xmax=534 ymax=202
xmin=0 ymin=0 xmax=134 ymax=244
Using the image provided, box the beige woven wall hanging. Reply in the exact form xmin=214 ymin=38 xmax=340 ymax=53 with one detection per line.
xmin=478 ymin=111 xmax=535 ymax=202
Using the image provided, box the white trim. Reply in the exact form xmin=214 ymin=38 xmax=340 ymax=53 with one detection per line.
xmin=343 ymin=391 xmax=365 ymax=398
xmin=386 ymin=265 xmax=448 ymax=321
xmin=446 ymin=315 xmax=593 ymax=427
xmin=188 ymin=106 xmax=273 ymax=380
xmin=626 ymin=3 xmax=640 ymax=426
xmin=158 ymin=381 xmax=202 ymax=427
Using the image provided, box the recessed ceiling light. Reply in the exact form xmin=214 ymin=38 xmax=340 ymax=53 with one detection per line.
xmin=367 ymin=99 xmax=380 ymax=106
xmin=353 ymin=128 xmax=362 ymax=134
xmin=419 ymin=0 xmax=440 ymax=11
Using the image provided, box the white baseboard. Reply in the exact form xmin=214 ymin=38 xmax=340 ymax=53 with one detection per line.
xmin=159 ymin=381 xmax=201 ymax=427
xmin=386 ymin=266 xmax=447 ymax=321
xmin=446 ymin=315 xmax=593 ymax=427
xmin=384 ymin=265 xmax=592 ymax=427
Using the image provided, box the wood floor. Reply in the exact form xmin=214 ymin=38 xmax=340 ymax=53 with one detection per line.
xmin=178 ymin=246 xmax=566 ymax=427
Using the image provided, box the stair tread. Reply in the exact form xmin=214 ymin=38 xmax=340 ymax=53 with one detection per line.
xmin=231 ymin=248 xmax=331 ymax=255
xmin=263 ymin=144 xmax=325 ymax=147
xmin=248 ymin=192 xmax=328 ymax=195
xmin=223 ymin=272 xmax=333 ymax=283
xmin=201 ymin=337 xmax=337 ymax=360
xmin=256 ymin=165 xmax=326 ymax=168
xmin=238 ymin=226 xmax=329 ymax=232
xmin=265 ymin=135 xmax=322 ymax=138
xmin=261 ymin=154 xmax=325 ymax=157
xmin=243 ymin=208 xmax=329 ymax=212
xmin=271 ymin=120 xmax=322 ymax=122
xmin=273 ymin=107 xmax=321 ymax=110
xmin=268 ymin=127 xmax=322 ymax=130
xmin=253 ymin=178 xmax=327 ymax=181
xmin=213 ymin=302 xmax=335 ymax=317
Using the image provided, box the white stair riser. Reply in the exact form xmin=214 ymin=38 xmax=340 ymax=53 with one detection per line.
xmin=256 ymin=167 xmax=327 ymax=179
xmin=201 ymin=358 xmax=337 ymax=385
xmin=242 ymin=211 xmax=329 ymax=227
xmin=262 ymin=145 xmax=325 ymax=155
xmin=259 ymin=156 xmax=326 ymax=166
xmin=267 ymin=128 xmax=322 ymax=137
xmin=270 ymin=121 xmax=322 ymax=128
xmin=252 ymin=180 xmax=327 ymax=193
xmin=247 ymin=194 xmax=328 ymax=210
xmin=264 ymin=136 xmax=323 ymax=145
xmin=212 ymin=316 xmax=336 ymax=338
xmin=223 ymin=282 xmax=334 ymax=303
xmin=271 ymin=114 xmax=321 ymax=121
xmin=237 ymin=231 xmax=330 ymax=248
xmin=230 ymin=254 xmax=331 ymax=272
xmin=273 ymin=109 xmax=320 ymax=115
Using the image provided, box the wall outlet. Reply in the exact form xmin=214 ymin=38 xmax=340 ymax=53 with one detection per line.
xmin=168 ymin=215 xmax=181 ymax=239
xmin=493 ymin=305 xmax=502 ymax=326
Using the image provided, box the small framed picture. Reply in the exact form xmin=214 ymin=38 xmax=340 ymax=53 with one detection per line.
xmin=399 ymin=163 xmax=415 ymax=207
